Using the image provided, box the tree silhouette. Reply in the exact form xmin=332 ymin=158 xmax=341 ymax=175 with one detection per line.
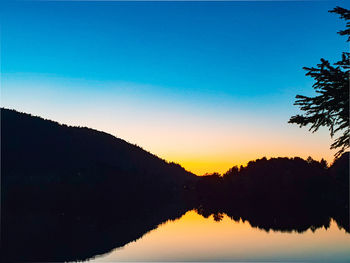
xmin=289 ymin=7 xmax=350 ymax=158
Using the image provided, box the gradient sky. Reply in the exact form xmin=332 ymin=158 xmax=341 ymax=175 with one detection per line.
xmin=1 ymin=1 xmax=348 ymax=174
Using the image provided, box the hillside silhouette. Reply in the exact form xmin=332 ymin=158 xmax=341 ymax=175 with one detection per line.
xmin=2 ymin=108 xmax=197 ymax=212
xmin=1 ymin=108 xmax=196 ymax=262
xmin=1 ymin=108 xmax=349 ymax=262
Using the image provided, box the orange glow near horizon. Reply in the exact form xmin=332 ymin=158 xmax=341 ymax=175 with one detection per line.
xmin=2 ymin=79 xmax=337 ymax=176
xmin=156 ymin=132 xmax=336 ymax=175
xmin=168 ymin=150 xmax=336 ymax=175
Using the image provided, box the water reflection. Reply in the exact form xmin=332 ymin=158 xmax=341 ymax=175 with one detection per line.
xmin=2 ymin=203 xmax=349 ymax=262
xmin=2 ymin=109 xmax=349 ymax=262
xmin=90 ymin=210 xmax=350 ymax=262
xmin=1 ymin=203 xmax=189 ymax=262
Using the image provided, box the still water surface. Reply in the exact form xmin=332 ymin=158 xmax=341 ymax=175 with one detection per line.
xmin=89 ymin=210 xmax=350 ymax=262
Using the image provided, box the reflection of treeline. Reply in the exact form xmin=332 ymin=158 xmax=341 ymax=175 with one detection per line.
xmin=1 ymin=109 xmax=195 ymax=262
xmin=2 ymin=201 xmax=189 ymax=262
xmin=194 ymin=153 xmax=349 ymax=233
xmin=1 ymin=108 xmax=349 ymax=262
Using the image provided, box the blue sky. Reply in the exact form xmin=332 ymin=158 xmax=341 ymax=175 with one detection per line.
xmin=1 ymin=1 xmax=348 ymax=174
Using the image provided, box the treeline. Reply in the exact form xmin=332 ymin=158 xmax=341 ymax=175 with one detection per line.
xmin=1 ymin=108 xmax=196 ymax=214
xmin=194 ymin=153 xmax=349 ymax=233
xmin=1 ymin=108 xmax=349 ymax=262
xmin=1 ymin=108 xmax=196 ymax=262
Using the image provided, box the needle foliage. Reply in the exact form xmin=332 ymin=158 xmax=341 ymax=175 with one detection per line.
xmin=289 ymin=7 xmax=350 ymax=158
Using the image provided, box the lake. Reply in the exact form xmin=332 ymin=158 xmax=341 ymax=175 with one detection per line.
xmin=89 ymin=210 xmax=350 ymax=262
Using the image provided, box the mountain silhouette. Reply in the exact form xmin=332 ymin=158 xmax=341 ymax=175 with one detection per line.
xmin=1 ymin=108 xmax=349 ymax=262
xmin=1 ymin=108 xmax=197 ymax=210
xmin=1 ymin=108 xmax=195 ymax=185
xmin=1 ymin=108 xmax=196 ymax=262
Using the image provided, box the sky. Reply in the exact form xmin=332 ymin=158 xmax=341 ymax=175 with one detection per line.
xmin=1 ymin=0 xmax=348 ymax=175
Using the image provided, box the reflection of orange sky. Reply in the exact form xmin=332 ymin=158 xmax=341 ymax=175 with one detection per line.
xmin=90 ymin=210 xmax=350 ymax=262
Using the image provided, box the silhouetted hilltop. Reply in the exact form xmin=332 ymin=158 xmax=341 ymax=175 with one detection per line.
xmin=194 ymin=154 xmax=349 ymax=233
xmin=196 ymin=156 xmax=329 ymax=206
xmin=1 ymin=108 xmax=195 ymax=185
xmin=1 ymin=107 xmax=196 ymax=262
xmin=1 ymin=108 xmax=349 ymax=262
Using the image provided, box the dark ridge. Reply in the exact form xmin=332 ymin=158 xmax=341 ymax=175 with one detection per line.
xmin=1 ymin=107 xmax=196 ymax=184
xmin=1 ymin=107 xmax=197 ymax=262
xmin=194 ymin=154 xmax=349 ymax=233
xmin=1 ymin=108 xmax=349 ymax=262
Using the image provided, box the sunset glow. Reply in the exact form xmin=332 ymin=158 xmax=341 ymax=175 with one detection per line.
xmin=1 ymin=1 xmax=345 ymax=174
xmin=2 ymin=1 xmax=349 ymax=262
